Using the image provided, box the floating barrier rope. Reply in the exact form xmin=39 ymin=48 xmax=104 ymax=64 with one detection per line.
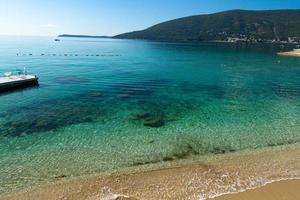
xmin=17 ymin=53 xmax=121 ymax=57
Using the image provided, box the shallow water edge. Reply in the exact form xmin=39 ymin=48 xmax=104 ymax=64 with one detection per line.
xmin=1 ymin=144 xmax=299 ymax=200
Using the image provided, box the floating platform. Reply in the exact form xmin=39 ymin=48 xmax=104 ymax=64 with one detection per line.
xmin=0 ymin=75 xmax=39 ymax=92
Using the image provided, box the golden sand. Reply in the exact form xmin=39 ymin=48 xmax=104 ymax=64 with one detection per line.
xmin=0 ymin=145 xmax=299 ymax=200
xmin=214 ymin=179 xmax=300 ymax=200
xmin=278 ymin=49 xmax=300 ymax=57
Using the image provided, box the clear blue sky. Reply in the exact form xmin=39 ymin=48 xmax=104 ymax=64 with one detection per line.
xmin=0 ymin=0 xmax=300 ymax=36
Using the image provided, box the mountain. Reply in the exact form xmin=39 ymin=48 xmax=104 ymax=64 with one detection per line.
xmin=58 ymin=34 xmax=111 ymax=39
xmin=114 ymin=10 xmax=300 ymax=43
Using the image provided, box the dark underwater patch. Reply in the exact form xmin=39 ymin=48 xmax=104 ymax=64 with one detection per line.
xmin=0 ymin=78 xmax=177 ymax=137
xmin=0 ymin=92 xmax=109 ymax=137
xmin=131 ymin=137 xmax=237 ymax=167
xmin=131 ymin=112 xmax=165 ymax=128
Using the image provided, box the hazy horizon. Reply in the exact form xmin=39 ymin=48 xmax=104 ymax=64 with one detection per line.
xmin=1 ymin=0 xmax=300 ymax=37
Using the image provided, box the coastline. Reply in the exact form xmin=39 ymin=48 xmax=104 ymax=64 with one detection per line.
xmin=277 ymin=49 xmax=300 ymax=57
xmin=1 ymin=144 xmax=299 ymax=200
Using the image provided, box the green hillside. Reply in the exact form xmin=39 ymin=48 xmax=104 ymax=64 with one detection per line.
xmin=114 ymin=10 xmax=300 ymax=43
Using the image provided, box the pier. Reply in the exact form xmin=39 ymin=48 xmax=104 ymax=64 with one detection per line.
xmin=0 ymin=75 xmax=39 ymax=92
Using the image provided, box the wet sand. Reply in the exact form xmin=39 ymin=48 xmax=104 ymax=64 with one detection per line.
xmin=214 ymin=179 xmax=300 ymax=200
xmin=0 ymin=145 xmax=299 ymax=200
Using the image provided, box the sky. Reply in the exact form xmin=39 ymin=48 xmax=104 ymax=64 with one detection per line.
xmin=0 ymin=0 xmax=300 ymax=36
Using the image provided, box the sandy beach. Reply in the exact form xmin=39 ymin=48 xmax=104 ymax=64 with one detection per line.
xmin=278 ymin=49 xmax=300 ymax=57
xmin=214 ymin=179 xmax=300 ymax=200
xmin=1 ymin=144 xmax=299 ymax=200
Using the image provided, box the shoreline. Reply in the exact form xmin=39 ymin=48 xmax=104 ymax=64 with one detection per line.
xmin=1 ymin=144 xmax=299 ymax=200
xmin=277 ymin=49 xmax=300 ymax=57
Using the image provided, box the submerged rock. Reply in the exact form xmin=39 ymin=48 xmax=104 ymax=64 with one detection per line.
xmin=147 ymin=139 xmax=155 ymax=144
xmin=130 ymin=111 xmax=165 ymax=128
xmin=162 ymin=156 xmax=175 ymax=161
xmin=211 ymin=145 xmax=236 ymax=154
xmin=143 ymin=117 xmax=164 ymax=127
xmin=54 ymin=174 xmax=67 ymax=179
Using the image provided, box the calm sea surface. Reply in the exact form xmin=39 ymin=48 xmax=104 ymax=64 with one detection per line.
xmin=0 ymin=36 xmax=300 ymax=193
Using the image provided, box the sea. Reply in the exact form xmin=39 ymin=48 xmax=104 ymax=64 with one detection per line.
xmin=0 ymin=36 xmax=299 ymax=195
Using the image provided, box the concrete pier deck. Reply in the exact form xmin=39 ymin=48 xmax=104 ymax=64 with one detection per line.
xmin=0 ymin=75 xmax=39 ymax=92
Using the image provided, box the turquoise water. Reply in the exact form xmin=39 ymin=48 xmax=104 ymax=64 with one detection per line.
xmin=0 ymin=36 xmax=300 ymax=193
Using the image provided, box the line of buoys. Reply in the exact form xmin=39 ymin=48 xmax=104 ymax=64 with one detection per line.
xmin=17 ymin=53 xmax=122 ymax=57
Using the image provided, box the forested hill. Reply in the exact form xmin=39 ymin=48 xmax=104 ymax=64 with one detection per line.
xmin=114 ymin=10 xmax=300 ymax=43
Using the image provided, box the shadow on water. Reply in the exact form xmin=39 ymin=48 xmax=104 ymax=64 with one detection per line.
xmin=0 ymin=85 xmax=40 ymax=97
